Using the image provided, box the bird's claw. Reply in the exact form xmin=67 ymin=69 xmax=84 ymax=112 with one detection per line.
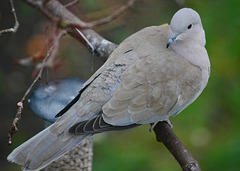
xmin=149 ymin=119 xmax=173 ymax=132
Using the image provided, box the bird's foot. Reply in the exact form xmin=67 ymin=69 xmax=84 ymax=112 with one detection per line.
xmin=164 ymin=119 xmax=173 ymax=129
xmin=149 ymin=122 xmax=158 ymax=132
xmin=149 ymin=119 xmax=173 ymax=132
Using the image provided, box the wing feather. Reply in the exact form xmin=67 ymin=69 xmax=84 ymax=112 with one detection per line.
xmin=102 ymin=49 xmax=202 ymax=125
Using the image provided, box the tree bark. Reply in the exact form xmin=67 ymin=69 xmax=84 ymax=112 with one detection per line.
xmin=154 ymin=121 xmax=201 ymax=171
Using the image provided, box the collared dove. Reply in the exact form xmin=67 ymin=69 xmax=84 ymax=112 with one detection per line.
xmin=8 ymin=8 xmax=210 ymax=171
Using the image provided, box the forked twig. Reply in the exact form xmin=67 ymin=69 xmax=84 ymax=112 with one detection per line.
xmin=0 ymin=0 xmax=19 ymax=35
xmin=7 ymin=30 xmax=67 ymax=145
xmin=65 ymin=0 xmax=137 ymax=29
xmin=86 ymin=0 xmax=136 ymax=28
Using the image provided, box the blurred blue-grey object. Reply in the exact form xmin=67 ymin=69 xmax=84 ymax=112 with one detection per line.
xmin=29 ymin=78 xmax=85 ymax=123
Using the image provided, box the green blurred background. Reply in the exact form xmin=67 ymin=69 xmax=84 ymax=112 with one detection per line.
xmin=1 ymin=0 xmax=240 ymax=170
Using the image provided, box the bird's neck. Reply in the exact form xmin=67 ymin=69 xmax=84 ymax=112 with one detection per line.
xmin=170 ymin=29 xmax=210 ymax=72
xmin=170 ymin=37 xmax=211 ymax=90
xmin=174 ymin=44 xmax=209 ymax=69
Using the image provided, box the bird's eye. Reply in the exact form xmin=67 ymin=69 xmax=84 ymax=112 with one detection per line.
xmin=187 ymin=24 xmax=192 ymax=29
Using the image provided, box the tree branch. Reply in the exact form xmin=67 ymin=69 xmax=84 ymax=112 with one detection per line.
xmin=153 ymin=121 xmax=201 ymax=171
xmin=64 ymin=0 xmax=80 ymax=8
xmin=0 ymin=0 xmax=19 ymax=35
xmin=22 ymin=0 xmax=133 ymax=57
xmin=82 ymin=0 xmax=136 ymax=28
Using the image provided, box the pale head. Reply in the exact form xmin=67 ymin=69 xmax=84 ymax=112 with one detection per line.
xmin=167 ymin=8 xmax=206 ymax=48
xmin=167 ymin=8 xmax=210 ymax=72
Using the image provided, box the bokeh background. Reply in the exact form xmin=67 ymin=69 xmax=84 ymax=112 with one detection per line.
xmin=1 ymin=0 xmax=240 ymax=170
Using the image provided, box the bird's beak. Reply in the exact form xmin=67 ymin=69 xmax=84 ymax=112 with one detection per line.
xmin=166 ymin=34 xmax=179 ymax=48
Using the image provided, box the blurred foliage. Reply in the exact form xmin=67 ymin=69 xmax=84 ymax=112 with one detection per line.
xmin=0 ymin=0 xmax=240 ymax=170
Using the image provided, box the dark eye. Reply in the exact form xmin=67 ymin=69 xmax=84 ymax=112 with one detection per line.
xmin=187 ymin=24 xmax=192 ymax=29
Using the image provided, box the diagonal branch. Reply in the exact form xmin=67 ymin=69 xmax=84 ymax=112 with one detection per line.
xmin=83 ymin=0 xmax=136 ymax=28
xmin=154 ymin=121 xmax=201 ymax=171
xmin=64 ymin=0 xmax=80 ymax=8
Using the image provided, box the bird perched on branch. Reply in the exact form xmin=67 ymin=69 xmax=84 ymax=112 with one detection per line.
xmin=8 ymin=8 xmax=210 ymax=171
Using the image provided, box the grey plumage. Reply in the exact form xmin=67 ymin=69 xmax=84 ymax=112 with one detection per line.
xmin=8 ymin=8 xmax=210 ymax=171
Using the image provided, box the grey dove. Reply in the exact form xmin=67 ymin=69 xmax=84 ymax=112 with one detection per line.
xmin=8 ymin=8 xmax=210 ymax=171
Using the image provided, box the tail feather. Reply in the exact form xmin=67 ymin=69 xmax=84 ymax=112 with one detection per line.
xmin=7 ymin=124 xmax=88 ymax=171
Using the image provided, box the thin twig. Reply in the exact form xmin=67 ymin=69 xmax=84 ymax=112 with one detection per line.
xmin=64 ymin=0 xmax=80 ymax=8
xmin=7 ymin=30 xmax=67 ymax=145
xmin=65 ymin=0 xmax=136 ymax=29
xmin=75 ymin=28 xmax=95 ymax=53
xmin=86 ymin=0 xmax=136 ymax=28
xmin=0 ymin=0 xmax=19 ymax=35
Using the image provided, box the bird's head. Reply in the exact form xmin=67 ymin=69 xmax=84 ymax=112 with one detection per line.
xmin=167 ymin=8 xmax=206 ymax=48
